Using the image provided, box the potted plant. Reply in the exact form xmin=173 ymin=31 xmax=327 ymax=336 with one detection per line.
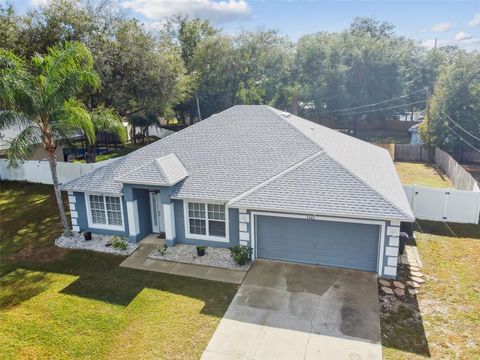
xmin=84 ymin=232 xmax=92 ymax=241
xmin=196 ymin=246 xmax=207 ymax=257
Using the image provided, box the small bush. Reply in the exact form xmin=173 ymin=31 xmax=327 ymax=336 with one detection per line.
xmin=111 ymin=236 xmax=128 ymax=250
xmin=196 ymin=246 xmax=207 ymax=251
xmin=229 ymin=245 xmax=252 ymax=265
xmin=157 ymin=244 xmax=168 ymax=255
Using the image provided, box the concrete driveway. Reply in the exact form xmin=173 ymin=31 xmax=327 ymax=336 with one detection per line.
xmin=202 ymin=260 xmax=382 ymax=360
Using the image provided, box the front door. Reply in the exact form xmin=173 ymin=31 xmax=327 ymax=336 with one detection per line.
xmin=149 ymin=192 xmax=164 ymax=233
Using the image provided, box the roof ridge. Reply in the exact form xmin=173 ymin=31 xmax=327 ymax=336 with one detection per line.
xmin=228 ymin=150 xmax=325 ymax=206
xmin=263 ymin=106 xmax=323 ymax=151
xmin=323 ymin=152 xmax=414 ymax=220
xmin=114 ymin=157 xmax=158 ymax=182
xmin=118 ymin=106 xmax=238 ymax=162
xmin=154 ymin=153 xmax=172 ymax=184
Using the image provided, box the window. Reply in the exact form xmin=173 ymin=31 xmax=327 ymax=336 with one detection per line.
xmin=187 ymin=202 xmax=226 ymax=239
xmin=88 ymin=194 xmax=123 ymax=229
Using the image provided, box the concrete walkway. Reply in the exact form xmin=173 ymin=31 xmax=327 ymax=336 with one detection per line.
xmin=399 ymin=244 xmax=423 ymax=268
xmin=119 ymin=235 xmax=246 ymax=284
xmin=202 ymin=260 xmax=382 ymax=360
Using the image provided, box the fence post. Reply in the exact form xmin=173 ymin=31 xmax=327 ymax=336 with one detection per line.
xmin=411 ymin=185 xmax=417 ymax=213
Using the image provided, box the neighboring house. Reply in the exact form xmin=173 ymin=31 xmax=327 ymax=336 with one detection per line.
xmin=63 ymin=105 xmax=414 ymax=278
xmin=0 ymin=124 xmax=64 ymax=161
xmin=408 ymin=123 xmax=423 ymax=144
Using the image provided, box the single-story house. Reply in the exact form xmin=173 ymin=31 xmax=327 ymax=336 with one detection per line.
xmin=62 ymin=105 xmax=414 ymax=278
xmin=408 ymin=123 xmax=423 ymax=145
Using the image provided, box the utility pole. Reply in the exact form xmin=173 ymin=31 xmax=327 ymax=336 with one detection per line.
xmin=195 ymin=92 xmax=202 ymax=122
xmin=434 ymin=38 xmax=438 ymax=49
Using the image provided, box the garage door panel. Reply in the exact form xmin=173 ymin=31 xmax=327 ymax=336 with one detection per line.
xmin=256 ymin=216 xmax=379 ymax=272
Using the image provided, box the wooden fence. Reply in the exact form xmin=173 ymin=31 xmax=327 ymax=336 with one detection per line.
xmin=394 ymin=144 xmax=434 ymax=162
xmin=378 ymin=143 xmax=479 ymax=191
xmin=461 ymin=149 xmax=480 ymax=164
xmin=435 ymin=148 xmax=479 ymax=191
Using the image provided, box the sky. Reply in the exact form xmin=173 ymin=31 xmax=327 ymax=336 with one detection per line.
xmin=7 ymin=0 xmax=480 ymax=50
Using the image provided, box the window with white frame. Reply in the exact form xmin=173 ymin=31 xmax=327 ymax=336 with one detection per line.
xmin=88 ymin=194 xmax=123 ymax=228
xmin=187 ymin=202 xmax=226 ymax=238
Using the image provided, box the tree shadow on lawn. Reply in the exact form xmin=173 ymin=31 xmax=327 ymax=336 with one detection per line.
xmin=416 ymin=219 xmax=480 ymax=240
xmin=1 ymin=249 xmax=238 ymax=317
xmin=380 ymin=263 xmax=431 ymax=357
xmin=0 ymin=267 xmax=55 ymax=309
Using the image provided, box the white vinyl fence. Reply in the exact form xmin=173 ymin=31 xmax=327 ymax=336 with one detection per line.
xmin=0 ymin=159 xmax=114 ymax=185
xmin=404 ymin=184 xmax=480 ymax=224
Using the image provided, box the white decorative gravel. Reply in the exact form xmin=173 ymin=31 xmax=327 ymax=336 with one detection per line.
xmin=55 ymin=232 xmax=139 ymax=256
xmin=149 ymin=244 xmax=251 ymax=271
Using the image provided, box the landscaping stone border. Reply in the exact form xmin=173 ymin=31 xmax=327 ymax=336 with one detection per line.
xmin=55 ymin=233 xmax=139 ymax=256
xmin=148 ymin=244 xmax=251 ymax=271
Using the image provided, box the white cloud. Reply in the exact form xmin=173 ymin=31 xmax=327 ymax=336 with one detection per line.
xmin=469 ymin=13 xmax=480 ymax=27
xmin=455 ymin=31 xmax=473 ymax=41
xmin=120 ymin=0 xmax=251 ymax=24
xmin=29 ymin=0 xmax=49 ymax=5
xmin=431 ymin=22 xmax=452 ymax=32
xmin=422 ymin=36 xmax=480 ymax=50
xmin=421 ymin=39 xmax=447 ymax=49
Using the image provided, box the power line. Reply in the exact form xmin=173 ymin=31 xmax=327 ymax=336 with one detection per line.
xmin=334 ymin=100 xmax=426 ymax=116
xmin=329 ymin=88 xmax=427 ymax=113
xmin=446 ymin=124 xmax=480 ymax=153
xmin=443 ymin=110 xmax=480 ymax=142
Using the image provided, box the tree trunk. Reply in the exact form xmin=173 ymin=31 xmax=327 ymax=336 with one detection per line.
xmin=47 ymin=149 xmax=71 ymax=236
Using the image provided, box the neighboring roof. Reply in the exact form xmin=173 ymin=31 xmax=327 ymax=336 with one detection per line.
xmin=0 ymin=124 xmax=29 ymax=151
xmin=63 ymin=105 xmax=414 ymax=221
xmin=408 ymin=123 xmax=420 ymax=133
xmin=115 ymin=153 xmax=188 ymax=186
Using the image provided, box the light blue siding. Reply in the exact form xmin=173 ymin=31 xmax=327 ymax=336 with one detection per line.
xmin=173 ymin=200 xmax=239 ymax=248
xmin=256 ymin=215 xmax=380 ymax=272
xmin=132 ymin=188 xmax=152 ymax=241
xmin=73 ymin=192 xmax=129 ymax=237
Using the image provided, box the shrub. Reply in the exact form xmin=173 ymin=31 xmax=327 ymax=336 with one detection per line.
xmin=111 ymin=236 xmax=128 ymax=250
xmin=157 ymin=244 xmax=168 ymax=255
xmin=229 ymin=245 xmax=252 ymax=265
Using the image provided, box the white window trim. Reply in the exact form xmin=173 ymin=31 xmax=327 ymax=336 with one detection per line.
xmin=183 ymin=199 xmax=229 ymax=243
xmin=85 ymin=192 xmax=125 ymax=231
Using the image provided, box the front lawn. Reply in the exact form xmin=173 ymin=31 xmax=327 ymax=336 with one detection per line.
xmin=381 ymin=220 xmax=480 ymax=359
xmin=0 ymin=181 xmax=237 ymax=359
xmin=395 ymin=162 xmax=453 ymax=188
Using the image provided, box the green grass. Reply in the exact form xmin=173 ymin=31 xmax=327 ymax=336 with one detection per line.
xmin=382 ymin=221 xmax=480 ymax=360
xmin=358 ymin=130 xmax=411 ymax=144
xmin=0 ymin=181 xmax=238 ymax=360
xmin=74 ymin=140 xmax=159 ymax=163
xmin=0 ymin=181 xmax=66 ymax=257
xmin=95 ymin=142 xmax=152 ymax=162
xmin=395 ymin=162 xmax=453 ymax=188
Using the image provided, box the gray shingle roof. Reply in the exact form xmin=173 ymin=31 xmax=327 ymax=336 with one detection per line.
xmin=62 ymin=105 xmax=413 ymax=221
xmin=231 ymin=151 xmax=408 ymax=220
xmin=114 ymin=153 xmax=188 ymax=186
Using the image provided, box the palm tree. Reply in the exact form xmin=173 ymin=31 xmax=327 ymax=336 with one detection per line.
xmin=0 ymin=42 xmax=117 ymax=236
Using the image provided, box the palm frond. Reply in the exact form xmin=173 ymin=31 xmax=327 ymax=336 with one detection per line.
xmin=0 ymin=110 xmax=32 ymax=130
xmin=35 ymin=42 xmax=101 ymax=106
xmin=91 ymin=107 xmax=128 ymax=144
xmin=0 ymin=49 xmax=37 ymax=115
xmin=51 ymin=99 xmax=96 ymax=144
xmin=6 ymin=125 xmax=43 ymax=168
